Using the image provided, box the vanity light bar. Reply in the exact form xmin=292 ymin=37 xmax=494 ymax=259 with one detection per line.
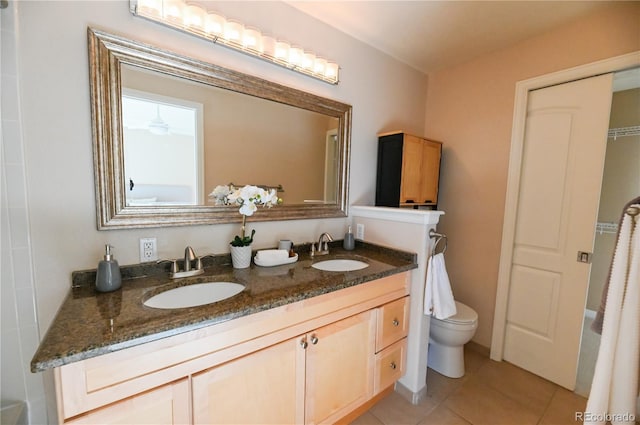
xmin=129 ymin=0 xmax=340 ymax=85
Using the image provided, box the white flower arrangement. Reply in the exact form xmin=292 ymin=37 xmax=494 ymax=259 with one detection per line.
xmin=209 ymin=184 xmax=281 ymax=246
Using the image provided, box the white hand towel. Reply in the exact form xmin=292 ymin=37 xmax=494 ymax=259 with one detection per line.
xmin=423 ymin=253 xmax=457 ymax=319
xmin=255 ymin=249 xmax=289 ymax=263
xmin=585 ymin=209 xmax=639 ymax=425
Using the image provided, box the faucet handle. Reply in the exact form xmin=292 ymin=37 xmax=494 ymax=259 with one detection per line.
xmin=196 ymin=254 xmax=216 ymax=271
xmin=157 ymin=259 xmax=178 ymax=273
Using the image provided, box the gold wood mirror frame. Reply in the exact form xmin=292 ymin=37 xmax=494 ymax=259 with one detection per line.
xmin=88 ymin=28 xmax=352 ymax=229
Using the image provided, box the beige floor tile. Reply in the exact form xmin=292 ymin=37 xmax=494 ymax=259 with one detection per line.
xmin=349 ymin=411 xmax=385 ymax=425
xmin=426 ymin=368 xmax=467 ymax=403
xmin=445 ymin=378 xmax=539 ymax=425
xmin=475 ymin=359 xmax=557 ymax=416
xmin=463 ymin=345 xmax=490 ymax=375
xmin=369 ymin=390 xmax=439 ymax=425
xmin=418 ymin=404 xmax=472 ymax=425
xmin=539 ymin=388 xmax=587 ymax=425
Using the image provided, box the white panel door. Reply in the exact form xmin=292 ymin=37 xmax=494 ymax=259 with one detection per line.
xmin=503 ymin=74 xmax=613 ymax=389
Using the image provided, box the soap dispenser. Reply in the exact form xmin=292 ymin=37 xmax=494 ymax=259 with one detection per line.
xmin=343 ymin=226 xmax=355 ymax=251
xmin=96 ymin=245 xmax=122 ymax=292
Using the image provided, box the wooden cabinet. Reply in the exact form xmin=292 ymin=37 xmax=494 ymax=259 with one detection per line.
xmin=54 ymin=273 xmax=410 ymax=424
xmin=304 ymin=310 xmax=375 ymax=424
xmin=376 ymin=131 xmax=442 ymax=208
xmin=192 ymin=311 xmax=375 ymax=425
xmin=66 ymin=379 xmax=189 ymax=424
xmin=192 ymin=338 xmax=302 ymax=425
xmin=374 ymin=297 xmax=409 ymax=395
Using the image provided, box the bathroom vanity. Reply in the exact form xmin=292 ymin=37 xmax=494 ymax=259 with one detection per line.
xmin=32 ymin=244 xmax=416 ymax=424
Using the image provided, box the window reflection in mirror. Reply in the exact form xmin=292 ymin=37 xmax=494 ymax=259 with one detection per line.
xmin=121 ymin=64 xmax=340 ymax=206
xmin=122 ymin=89 xmax=203 ymax=206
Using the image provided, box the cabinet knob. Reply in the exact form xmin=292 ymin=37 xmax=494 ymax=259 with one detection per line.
xmin=310 ymin=335 xmax=319 ymax=345
xmin=300 ymin=338 xmax=308 ymax=349
xmin=390 ymin=362 xmax=397 ymax=370
xmin=392 ymin=319 xmax=399 ymax=327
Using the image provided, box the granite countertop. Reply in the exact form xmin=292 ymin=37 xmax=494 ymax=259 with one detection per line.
xmin=31 ymin=241 xmax=417 ymax=372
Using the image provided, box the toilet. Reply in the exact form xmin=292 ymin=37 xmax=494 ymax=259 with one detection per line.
xmin=428 ymin=300 xmax=478 ymax=378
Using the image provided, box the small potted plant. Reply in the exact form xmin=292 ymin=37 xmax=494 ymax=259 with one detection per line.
xmin=210 ymin=184 xmax=280 ymax=268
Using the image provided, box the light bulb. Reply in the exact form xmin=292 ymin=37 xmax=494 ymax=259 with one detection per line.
xmin=162 ymin=0 xmax=183 ymax=24
xmin=302 ymin=51 xmax=316 ymax=70
xmin=325 ymin=62 xmax=339 ymax=81
xmin=288 ymin=46 xmax=303 ymax=67
xmin=183 ymin=4 xmax=205 ymax=30
xmin=224 ymin=20 xmax=244 ymax=44
xmin=243 ymin=27 xmax=263 ymax=52
xmin=274 ymin=40 xmax=290 ymax=61
xmin=204 ymin=13 xmax=225 ymax=37
xmin=314 ymin=57 xmax=327 ymax=75
xmin=137 ymin=0 xmax=162 ymax=18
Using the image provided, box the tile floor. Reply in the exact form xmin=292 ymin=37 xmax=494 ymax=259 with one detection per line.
xmin=351 ymin=345 xmax=591 ymax=425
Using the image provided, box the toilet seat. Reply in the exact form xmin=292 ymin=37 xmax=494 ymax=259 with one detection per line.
xmin=433 ymin=301 xmax=478 ymax=325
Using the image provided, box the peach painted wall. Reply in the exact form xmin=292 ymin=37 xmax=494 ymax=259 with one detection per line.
xmin=423 ymin=2 xmax=640 ymax=347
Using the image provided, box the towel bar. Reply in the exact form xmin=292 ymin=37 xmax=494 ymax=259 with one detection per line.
xmin=429 ymin=229 xmax=448 ymax=255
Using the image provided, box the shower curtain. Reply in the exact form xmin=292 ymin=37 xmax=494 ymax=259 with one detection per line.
xmin=585 ymin=199 xmax=640 ymax=425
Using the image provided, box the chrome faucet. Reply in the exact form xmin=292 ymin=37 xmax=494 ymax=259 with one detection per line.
xmin=158 ymin=246 xmax=205 ymax=279
xmin=183 ymin=246 xmax=197 ymax=272
xmin=311 ymin=232 xmax=333 ymax=257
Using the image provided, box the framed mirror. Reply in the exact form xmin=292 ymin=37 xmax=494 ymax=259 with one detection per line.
xmin=88 ymin=28 xmax=352 ymax=229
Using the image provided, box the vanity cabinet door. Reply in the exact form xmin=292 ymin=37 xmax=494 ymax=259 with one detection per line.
xmin=304 ymin=310 xmax=376 ymax=425
xmin=192 ymin=337 xmax=303 ymax=425
xmin=65 ymin=379 xmax=189 ymax=424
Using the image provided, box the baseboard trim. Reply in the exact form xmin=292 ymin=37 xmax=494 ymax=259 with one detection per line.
xmin=335 ymin=387 xmax=394 ymax=425
xmin=394 ymin=380 xmax=427 ymax=405
xmin=467 ymin=340 xmax=490 ymax=358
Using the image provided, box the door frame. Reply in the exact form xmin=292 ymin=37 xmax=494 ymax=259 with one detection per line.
xmin=490 ymin=51 xmax=640 ymax=361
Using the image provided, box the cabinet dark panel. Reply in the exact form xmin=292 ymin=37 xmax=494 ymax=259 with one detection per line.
xmin=375 ymin=134 xmax=404 ymax=207
xmin=375 ymin=132 xmax=442 ymax=208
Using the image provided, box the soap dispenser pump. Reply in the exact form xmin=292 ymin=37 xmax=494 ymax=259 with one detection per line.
xmin=343 ymin=226 xmax=355 ymax=251
xmin=96 ymin=244 xmax=122 ymax=292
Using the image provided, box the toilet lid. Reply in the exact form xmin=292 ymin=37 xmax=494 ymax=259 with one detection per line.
xmin=444 ymin=301 xmax=478 ymax=324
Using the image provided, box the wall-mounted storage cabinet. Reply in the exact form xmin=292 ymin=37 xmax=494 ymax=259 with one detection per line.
xmin=375 ymin=132 xmax=442 ymax=208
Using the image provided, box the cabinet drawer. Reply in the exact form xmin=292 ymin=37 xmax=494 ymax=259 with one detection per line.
xmin=374 ymin=338 xmax=406 ymax=394
xmin=376 ymin=296 xmax=409 ymax=352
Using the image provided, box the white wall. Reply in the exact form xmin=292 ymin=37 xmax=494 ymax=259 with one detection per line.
xmin=2 ymin=1 xmax=428 ymax=422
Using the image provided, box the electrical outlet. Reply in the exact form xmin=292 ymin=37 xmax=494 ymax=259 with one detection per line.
xmin=356 ymin=223 xmax=365 ymax=240
xmin=139 ymin=237 xmax=158 ymax=262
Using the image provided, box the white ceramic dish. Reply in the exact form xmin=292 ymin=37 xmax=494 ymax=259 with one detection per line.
xmin=254 ymin=253 xmax=298 ymax=267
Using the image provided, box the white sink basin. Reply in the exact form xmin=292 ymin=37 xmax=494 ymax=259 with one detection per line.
xmin=312 ymin=259 xmax=369 ymax=272
xmin=144 ymin=282 xmax=244 ymax=309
